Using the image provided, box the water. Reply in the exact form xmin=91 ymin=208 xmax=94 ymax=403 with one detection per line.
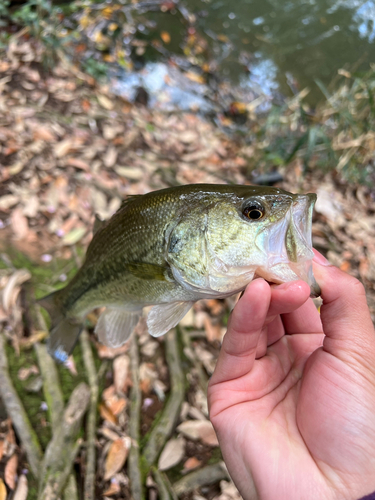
xmin=188 ymin=0 xmax=375 ymax=100
xmin=114 ymin=0 xmax=375 ymax=110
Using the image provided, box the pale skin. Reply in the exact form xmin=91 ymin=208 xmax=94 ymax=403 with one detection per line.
xmin=208 ymin=251 xmax=375 ymax=500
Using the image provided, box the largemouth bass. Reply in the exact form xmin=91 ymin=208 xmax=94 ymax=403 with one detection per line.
xmin=39 ymin=184 xmax=320 ymax=362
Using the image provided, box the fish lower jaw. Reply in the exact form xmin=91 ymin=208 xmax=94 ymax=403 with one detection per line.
xmin=253 ymin=261 xmax=320 ymax=297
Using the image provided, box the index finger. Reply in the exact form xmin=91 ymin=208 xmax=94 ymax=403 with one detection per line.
xmin=210 ymin=278 xmax=271 ymax=384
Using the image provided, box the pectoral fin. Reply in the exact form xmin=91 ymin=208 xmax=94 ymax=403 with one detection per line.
xmin=147 ymin=301 xmax=194 ymax=338
xmin=126 ymin=263 xmax=168 ymax=281
xmin=95 ymin=308 xmax=141 ymax=347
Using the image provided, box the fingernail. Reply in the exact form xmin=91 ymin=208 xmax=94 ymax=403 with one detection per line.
xmin=313 ymin=250 xmax=330 ymax=266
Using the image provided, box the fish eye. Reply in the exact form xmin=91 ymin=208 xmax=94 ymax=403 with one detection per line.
xmin=242 ymin=201 xmax=265 ymax=221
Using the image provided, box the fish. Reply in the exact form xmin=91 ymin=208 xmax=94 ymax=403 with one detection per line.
xmin=39 ymin=183 xmax=320 ymax=363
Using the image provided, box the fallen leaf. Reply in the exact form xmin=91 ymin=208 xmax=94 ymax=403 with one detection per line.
xmin=33 ymin=126 xmax=56 ymax=142
xmin=104 ymin=147 xmax=118 ymax=168
xmin=0 ymin=194 xmax=19 ymax=210
xmin=22 ymin=195 xmax=39 ymax=218
xmin=103 ymin=480 xmax=120 ymax=496
xmin=2 ymin=269 xmax=31 ymax=312
xmin=97 ymin=94 xmax=114 ymax=110
xmin=183 ymin=456 xmax=202 ymax=471
xmin=66 ymin=158 xmax=90 ymax=170
xmin=5 ymin=453 xmax=18 ymax=490
xmin=62 ymin=227 xmax=86 ymax=245
xmin=161 ymin=31 xmax=171 ymax=43
xmin=158 ymin=437 xmax=185 ymax=471
xmin=115 ymin=166 xmax=143 ymax=181
xmin=13 ymin=474 xmax=28 ymax=500
xmin=96 ymin=343 xmax=129 ymax=359
xmin=0 ymin=479 xmax=6 ymax=500
xmin=184 ymin=71 xmax=205 ymax=84
xmin=10 ymin=206 xmax=29 ymax=239
xmin=99 ymin=403 xmax=117 ymax=425
xmin=113 ymin=355 xmax=130 ymax=395
xmin=177 ymin=420 xmax=219 ymax=446
xmin=104 ymin=438 xmax=131 ymax=481
xmin=18 ymin=365 xmax=39 ymax=381
xmin=54 ymin=138 xmax=75 ymax=158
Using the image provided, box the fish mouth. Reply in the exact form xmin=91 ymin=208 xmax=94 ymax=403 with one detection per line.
xmin=255 ymin=193 xmax=320 ymax=297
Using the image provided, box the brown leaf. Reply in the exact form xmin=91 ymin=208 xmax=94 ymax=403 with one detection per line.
xmin=66 ymin=158 xmax=90 ymax=170
xmin=113 ymin=355 xmax=130 ymax=395
xmin=0 ymin=479 xmax=6 ymax=500
xmin=177 ymin=420 xmax=219 ymax=447
xmin=183 ymin=456 xmax=202 ymax=471
xmin=158 ymin=437 xmax=185 ymax=471
xmin=203 ymin=315 xmax=222 ymax=343
xmin=10 ymin=207 xmax=29 ymax=239
xmin=96 ymin=343 xmax=129 ymax=359
xmin=161 ymin=31 xmax=171 ymax=43
xmin=5 ymin=453 xmax=18 ymax=490
xmin=103 ymin=147 xmax=118 ymax=168
xmin=104 ymin=438 xmax=131 ymax=481
xmin=99 ymin=403 xmax=117 ymax=425
xmin=2 ymin=269 xmax=31 ymax=312
xmin=0 ymin=194 xmax=19 ymax=210
xmin=103 ymin=480 xmax=120 ymax=496
xmin=33 ymin=126 xmax=56 ymax=142
xmin=97 ymin=94 xmax=114 ymax=110
xmin=54 ymin=138 xmax=75 ymax=158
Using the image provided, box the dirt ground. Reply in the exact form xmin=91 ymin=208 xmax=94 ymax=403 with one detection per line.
xmin=0 ymin=36 xmax=375 ymax=500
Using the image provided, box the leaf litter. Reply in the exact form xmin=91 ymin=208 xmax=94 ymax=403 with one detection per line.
xmin=0 ymin=33 xmax=374 ymax=500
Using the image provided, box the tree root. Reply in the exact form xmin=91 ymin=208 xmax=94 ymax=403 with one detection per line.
xmin=142 ymin=328 xmax=185 ymax=468
xmin=38 ymin=382 xmax=90 ymax=499
xmin=80 ymin=330 xmax=99 ymax=500
xmin=172 ymin=462 xmax=229 ymax=496
xmin=0 ymin=333 xmax=43 ymax=477
xmin=128 ymin=333 xmax=143 ymax=500
xmin=33 ymin=304 xmax=79 ymax=500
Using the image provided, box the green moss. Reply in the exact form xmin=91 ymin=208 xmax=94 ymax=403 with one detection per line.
xmin=139 ymin=406 xmax=165 ymax=449
xmin=0 ymin=247 xmax=79 ymax=300
xmin=207 ymin=447 xmax=223 ymax=464
xmin=27 ymin=477 xmax=39 ymax=500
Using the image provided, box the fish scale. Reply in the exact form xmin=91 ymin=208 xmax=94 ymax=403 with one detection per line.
xmin=39 ymin=184 xmax=319 ymax=363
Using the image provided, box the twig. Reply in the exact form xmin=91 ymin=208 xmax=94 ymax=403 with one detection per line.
xmin=34 ymin=343 xmax=64 ymax=430
xmin=128 ymin=334 xmax=143 ymax=500
xmin=80 ymin=330 xmax=99 ymax=500
xmin=172 ymin=462 xmax=229 ymax=496
xmin=63 ymin=475 xmax=79 ymax=500
xmin=33 ymin=305 xmax=79 ymax=500
xmin=152 ymin=468 xmax=170 ymax=500
xmin=39 ymin=439 xmax=82 ymax=500
xmin=142 ymin=329 xmax=185 ymax=468
xmin=180 ymin=327 xmax=208 ymax=392
xmin=38 ymin=383 xmax=90 ymax=499
xmin=0 ymin=333 xmax=43 ymax=477
xmin=152 ymin=467 xmax=178 ymax=500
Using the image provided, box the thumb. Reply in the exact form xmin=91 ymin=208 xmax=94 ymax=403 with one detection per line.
xmin=313 ymin=251 xmax=375 ymax=367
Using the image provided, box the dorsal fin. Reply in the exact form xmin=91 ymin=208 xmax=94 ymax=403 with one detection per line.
xmin=93 ymin=215 xmax=106 ymax=235
xmin=118 ymin=195 xmax=142 ymax=211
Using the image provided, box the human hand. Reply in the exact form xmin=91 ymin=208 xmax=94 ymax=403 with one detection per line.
xmin=208 ymin=252 xmax=375 ymax=500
